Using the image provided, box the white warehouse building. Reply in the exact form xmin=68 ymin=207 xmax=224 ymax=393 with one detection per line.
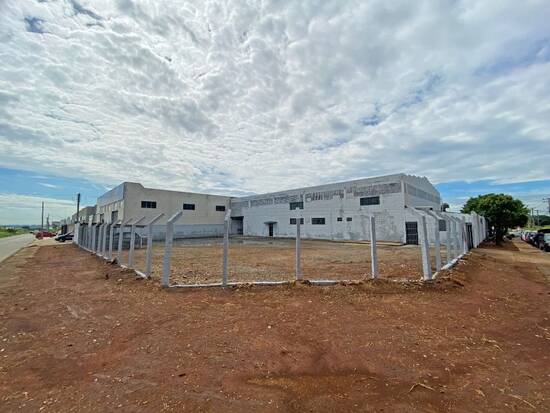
xmin=84 ymin=173 xmax=458 ymax=245
xmin=230 ymin=173 xmax=443 ymax=244
xmin=95 ymin=182 xmax=231 ymax=239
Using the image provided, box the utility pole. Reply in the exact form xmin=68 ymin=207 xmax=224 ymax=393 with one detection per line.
xmin=545 ymin=198 xmax=550 ymax=214
xmin=76 ymin=193 xmax=81 ymax=223
xmin=46 ymin=215 xmax=50 ymax=231
xmin=41 ymin=202 xmax=44 ymax=231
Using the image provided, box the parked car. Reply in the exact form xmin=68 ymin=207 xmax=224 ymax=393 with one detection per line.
xmin=55 ymin=232 xmax=74 ymax=242
xmin=541 ymin=234 xmax=550 ymax=252
xmin=35 ymin=230 xmax=55 ymax=239
xmin=531 ymin=232 xmax=545 ymax=249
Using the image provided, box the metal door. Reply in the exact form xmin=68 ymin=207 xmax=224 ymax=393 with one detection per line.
xmin=405 ymin=221 xmax=419 ymax=245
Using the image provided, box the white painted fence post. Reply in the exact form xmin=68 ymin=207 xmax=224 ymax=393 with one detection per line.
xmin=369 ymin=215 xmax=378 ymax=278
xmin=90 ymin=222 xmax=96 ymax=252
xmin=461 ymin=217 xmax=468 ymax=254
xmin=108 ymin=221 xmax=116 ymax=259
xmin=445 ymin=217 xmax=452 ymax=264
xmin=162 ymin=211 xmax=183 ymax=288
xmin=223 ymin=210 xmax=231 ymax=285
xmin=128 ymin=217 xmax=145 ymax=268
xmin=74 ymin=223 xmax=80 ymax=245
xmin=427 ymin=212 xmax=442 ymax=272
xmin=419 ymin=215 xmax=432 ymax=280
xmin=101 ymin=223 xmax=108 ymax=257
xmin=295 ymin=216 xmax=302 ymax=281
xmin=144 ymin=213 xmax=164 ymax=278
xmin=118 ymin=218 xmax=132 ymax=263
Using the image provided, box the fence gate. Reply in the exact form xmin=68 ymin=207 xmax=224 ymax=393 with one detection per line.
xmin=405 ymin=221 xmax=419 ymax=245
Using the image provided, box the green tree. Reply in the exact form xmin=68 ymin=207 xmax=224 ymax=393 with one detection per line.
xmin=461 ymin=193 xmax=528 ymax=244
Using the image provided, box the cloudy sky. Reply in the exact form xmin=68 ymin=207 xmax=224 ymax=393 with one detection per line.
xmin=1 ymin=0 xmax=549 ymax=224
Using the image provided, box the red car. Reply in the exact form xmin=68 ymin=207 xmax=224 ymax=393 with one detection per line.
xmin=35 ymin=231 xmax=55 ymax=239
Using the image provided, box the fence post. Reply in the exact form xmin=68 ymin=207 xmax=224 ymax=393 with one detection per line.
xmin=91 ymin=224 xmax=96 ymax=252
xmin=143 ymin=213 xmax=164 ymax=278
xmin=101 ymin=223 xmax=108 ymax=257
xmin=97 ymin=224 xmax=104 ymax=254
xmin=128 ymin=217 xmax=145 ymax=268
xmin=295 ymin=216 xmax=302 ymax=281
xmin=162 ymin=211 xmax=183 ymax=288
xmin=74 ymin=222 xmax=80 ymax=245
xmin=461 ymin=216 xmax=468 ymax=254
xmin=444 ymin=217 xmax=452 ymax=263
xmin=108 ymin=221 xmax=117 ymax=259
xmin=419 ymin=214 xmax=432 ymax=280
xmin=369 ymin=215 xmax=378 ymax=278
xmin=426 ymin=212 xmax=442 ymax=272
xmin=118 ymin=218 xmax=132 ymax=264
xmin=223 ymin=209 xmax=231 ymax=285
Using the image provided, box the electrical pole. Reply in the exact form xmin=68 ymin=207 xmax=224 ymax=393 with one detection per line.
xmin=41 ymin=202 xmax=44 ymax=231
xmin=76 ymin=193 xmax=81 ymax=223
xmin=46 ymin=215 xmax=50 ymax=231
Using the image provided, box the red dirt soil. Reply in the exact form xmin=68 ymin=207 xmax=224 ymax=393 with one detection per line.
xmin=0 ymin=239 xmax=549 ymax=412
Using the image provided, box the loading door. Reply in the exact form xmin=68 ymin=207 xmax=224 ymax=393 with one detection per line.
xmin=405 ymin=221 xmax=419 ymax=245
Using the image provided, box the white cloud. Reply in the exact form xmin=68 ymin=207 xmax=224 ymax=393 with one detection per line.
xmin=0 ymin=193 xmax=76 ymax=224
xmin=0 ymin=0 xmax=549 ymax=196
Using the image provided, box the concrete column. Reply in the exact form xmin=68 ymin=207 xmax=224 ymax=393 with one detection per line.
xmin=431 ymin=215 xmax=442 ymax=272
xmin=74 ymin=223 xmax=80 ymax=245
xmin=128 ymin=219 xmax=145 ymax=268
xmin=295 ymin=217 xmax=302 ymax=281
xmin=91 ymin=224 xmax=97 ymax=253
xmin=108 ymin=222 xmax=116 ymax=259
xmin=419 ymin=215 xmax=432 ymax=281
xmin=144 ymin=214 xmax=163 ymax=278
xmin=101 ymin=224 xmax=108 ymax=257
xmin=118 ymin=219 xmax=132 ymax=264
xmin=162 ymin=211 xmax=183 ymax=288
xmin=445 ymin=218 xmax=452 ymax=264
xmin=461 ymin=217 xmax=468 ymax=254
xmin=223 ymin=210 xmax=231 ymax=285
xmin=369 ymin=216 xmax=378 ymax=278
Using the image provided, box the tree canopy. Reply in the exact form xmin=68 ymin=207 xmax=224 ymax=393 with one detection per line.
xmin=461 ymin=193 xmax=529 ymax=243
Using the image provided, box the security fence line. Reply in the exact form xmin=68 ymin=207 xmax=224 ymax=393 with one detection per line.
xmin=73 ymin=208 xmax=487 ymax=288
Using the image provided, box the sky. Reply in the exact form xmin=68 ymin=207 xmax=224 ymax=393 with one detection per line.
xmin=0 ymin=0 xmax=549 ymax=224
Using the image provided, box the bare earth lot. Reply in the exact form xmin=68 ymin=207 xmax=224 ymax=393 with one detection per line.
xmin=0 ymin=239 xmax=549 ymax=412
xmin=127 ymin=238 xmax=446 ymax=284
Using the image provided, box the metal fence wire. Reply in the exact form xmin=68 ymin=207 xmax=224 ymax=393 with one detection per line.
xmin=73 ymin=208 xmax=487 ymax=289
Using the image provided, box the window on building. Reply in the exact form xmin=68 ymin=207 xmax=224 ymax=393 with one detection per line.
xmin=183 ymin=203 xmax=195 ymax=210
xmin=346 ymin=217 xmax=352 ymax=222
xmin=360 ymin=196 xmax=380 ymax=206
xmin=312 ymin=218 xmax=325 ymax=225
xmin=141 ymin=201 xmax=157 ymax=209
xmin=216 ymin=205 xmax=226 ymax=212
xmin=289 ymin=201 xmax=304 ymax=210
xmin=337 ymin=217 xmax=343 ymax=222
xmin=290 ymin=218 xmax=304 ymax=225
xmin=439 ymin=219 xmax=446 ymax=231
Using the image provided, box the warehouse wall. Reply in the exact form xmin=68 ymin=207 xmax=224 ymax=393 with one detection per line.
xmin=232 ymin=174 xmax=411 ymax=242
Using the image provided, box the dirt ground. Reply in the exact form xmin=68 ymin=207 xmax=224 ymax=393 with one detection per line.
xmin=125 ymin=238 xmax=446 ymax=285
xmin=0 ymin=239 xmax=549 ymax=412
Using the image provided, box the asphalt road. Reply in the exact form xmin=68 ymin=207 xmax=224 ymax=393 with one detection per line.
xmin=0 ymin=234 xmax=35 ymax=263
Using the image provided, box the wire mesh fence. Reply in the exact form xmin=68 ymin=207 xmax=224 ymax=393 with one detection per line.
xmin=73 ymin=208 xmax=486 ymax=289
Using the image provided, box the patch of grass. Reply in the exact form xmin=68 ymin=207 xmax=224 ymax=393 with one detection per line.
xmin=0 ymin=228 xmax=27 ymax=238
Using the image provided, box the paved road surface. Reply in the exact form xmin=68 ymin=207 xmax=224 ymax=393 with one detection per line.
xmin=0 ymin=234 xmax=35 ymax=263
